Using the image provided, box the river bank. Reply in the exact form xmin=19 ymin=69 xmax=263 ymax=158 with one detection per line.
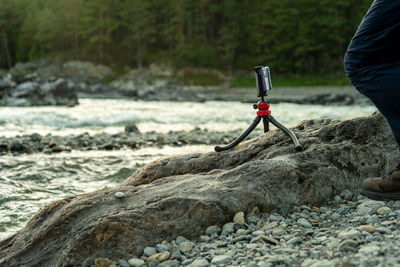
xmin=0 ymin=128 xmax=245 ymax=156
xmin=95 ymin=190 xmax=400 ymax=267
xmin=1 ymin=60 xmax=370 ymax=106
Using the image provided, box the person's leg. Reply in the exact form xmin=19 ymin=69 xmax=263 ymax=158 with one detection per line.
xmin=345 ymin=0 xmax=400 ymax=147
xmin=344 ymin=0 xmax=400 ymax=200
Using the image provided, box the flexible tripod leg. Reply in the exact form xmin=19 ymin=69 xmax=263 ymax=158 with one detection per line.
xmin=268 ymin=115 xmax=302 ymax=151
xmin=262 ymin=116 xmax=269 ymax=133
xmin=215 ymin=116 xmax=261 ymax=152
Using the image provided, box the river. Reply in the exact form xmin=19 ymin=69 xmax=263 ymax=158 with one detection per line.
xmin=0 ymin=98 xmax=376 ymax=240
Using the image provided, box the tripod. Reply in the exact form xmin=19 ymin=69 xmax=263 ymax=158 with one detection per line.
xmin=215 ymin=66 xmax=302 ymax=152
xmin=214 ymin=96 xmax=302 ymax=152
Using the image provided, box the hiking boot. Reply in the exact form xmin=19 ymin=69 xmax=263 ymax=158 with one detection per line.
xmin=361 ymin=170 xmax=400 ymax=200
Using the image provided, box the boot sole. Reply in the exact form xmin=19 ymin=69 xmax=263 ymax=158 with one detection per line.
xmin=361 ymin=187 xmax=400 ymax=201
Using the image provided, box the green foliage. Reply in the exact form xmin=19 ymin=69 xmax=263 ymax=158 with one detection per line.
xmin=0 ymin=0 xmax=372 ymax=77
xmin=231 ymin=74 xmax=351 ymax=87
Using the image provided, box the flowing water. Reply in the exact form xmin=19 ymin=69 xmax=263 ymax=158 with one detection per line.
xmin=0 ymin=98 xmax=376 ymax=240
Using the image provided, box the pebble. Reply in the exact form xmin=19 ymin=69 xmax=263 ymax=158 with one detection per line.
xmin=338 ymin=229 xmax=361 ymax=240
xmin=205 ymin=225 xmax=221 ymax=236
xmin=297 ymin=218 xmax=312 ymax=228
xmin=233 ymin=212 xmax=245 ymax=224
xmin=156 ymin=244 xmax=169 ymax=252
xmin=211 ymin=255 xmax=232 ymax=265
xmin=357 ymin=225 xmax=375 ymax=234
xmin=288 ymin=236 xmax=303 ymax=245
xmin=146 ymin=251 xmax=170 ymax=263
xmin=188 ymin=258 xmax=209 ymax=267
xmin=115 ymin=191 xmax=125 ymax=198
xmin=221 ymin=222 xmax=235 ymax=236
xmin=95 ymin=258 xmax=117 ymax=267
xmin=179 ymin=241 xmax=195 ymax=254
xmin=143 ymin=247 xmax=157 ymax=257
xmin=377 ymin=206 xmax=392 ymax=215
xmin=127 ymin=258 xmax=146 ymax=267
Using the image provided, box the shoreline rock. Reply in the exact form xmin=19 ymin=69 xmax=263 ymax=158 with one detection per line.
xmin=4 ymin=61 xmax=370 ymax=105
xmin=0 ymin=128 xmax=247 ymax=156
xmin=0 ymin=112 xmax=398 ymax=266
xmin=0 ymin=73 xmax=78 ymax=106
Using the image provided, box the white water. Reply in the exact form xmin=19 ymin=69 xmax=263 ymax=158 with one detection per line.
xmin=0 ymin=98 xmax=376 ymax=240
xmin=0 ymin=99 xmax=376 ymax=137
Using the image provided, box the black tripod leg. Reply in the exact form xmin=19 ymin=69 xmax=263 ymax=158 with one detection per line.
xmin=215 ymin=116 xmax=261 ymax=152
xmin=268 ymin=115 xmax=302 ymax=151
xmin=262 ymin=116 xmax=269 ymax=133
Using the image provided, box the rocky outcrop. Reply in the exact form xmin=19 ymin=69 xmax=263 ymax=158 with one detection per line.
xmin=0 ymin=113 xmax=398 ymax=266
xmin=10 ymin=60 xmax=113 ymax=83
xmin=0 ymin=75 xmax=78 ymax=106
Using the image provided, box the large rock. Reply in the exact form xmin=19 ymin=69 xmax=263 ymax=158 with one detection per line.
xmin=1 ymin=76 xmax=78 ymax=106
xmin=0 ymin=113 xmax=398 ymax=266
xmin=10 ymin=60 xmax=113 ymax=83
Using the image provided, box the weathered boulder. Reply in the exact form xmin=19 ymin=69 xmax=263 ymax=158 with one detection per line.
xmin=0 ymin=74 xmax=78 ymax=106
xmin=0 ymin=112 xmax=398 ymax=266
xmin=10 ymin=60 xmax=113 ymax=83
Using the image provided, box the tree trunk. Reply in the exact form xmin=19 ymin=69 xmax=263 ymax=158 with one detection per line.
xmin=1 ymin=25 xmax=12 ymax=69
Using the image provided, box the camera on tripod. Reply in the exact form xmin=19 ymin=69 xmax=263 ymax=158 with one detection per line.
xmin=214 ymin=65 xmax=302 ymax=153
xmin=254 ymin=66 xmax=272 ymax=97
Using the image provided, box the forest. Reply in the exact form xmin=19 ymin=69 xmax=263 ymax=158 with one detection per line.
xmin=0 ymin=0 xmax=372 ymax=75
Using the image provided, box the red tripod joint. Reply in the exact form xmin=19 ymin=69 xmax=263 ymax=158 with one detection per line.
xmin=256 ymin=102 xmax=271 ymax=116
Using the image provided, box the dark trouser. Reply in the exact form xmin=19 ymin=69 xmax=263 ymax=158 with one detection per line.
xmin=344 ymin=0 xmax=400 ymax=148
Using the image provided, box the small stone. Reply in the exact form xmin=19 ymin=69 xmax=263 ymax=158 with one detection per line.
xmin=127 ymin=258 xmax=146 ymax=267
xmin=115 ymin=192 xmax=125 ymax=198
xmin=357 ymin=200 xmax=385 ymax=214
xmin=261 ymin=235 xmax=280 ymax=245
xmin=252 ymin=230 xmax=264 ymax=236
xmin=357 ymin=225 xmax=375 ymax=234
xmin=199 ymin=235 xmax=210 ymax=242
xmin=117 ymin=259 xmax=130 ymax=267
xmin=247 ymin=215 xmax=260 ymax=225
xmin=205 ymin=225 xmax=221 ymax=236
xmin=176 ymin=236 xmax=189 ymax=245
xmin=340 ymin=189 xmax=353 ymax=200
xmin=334 ymin=195 xmax=342 ymax=202
xmin=95 ymin=258 xmax=118 ymax=267
xmin=147 ymin=251 xmax=170 ymax=263
xmin=143 ymin=247 xmax=157 ymax=256
xmin=188 ymin=258 xmax=210 ymax=267
xmin=269 ymin=214 xmax=285 ymax=221
xmin=211 ymin=255 xmax=232 ymax=265
xmin=125 ymin=124 xmax=140 ymax=133
xmin=367 ymin=214 xmax=380 ymax=224
xmin=337 ymin=229 xmax=361 ymax=240
xmin=338 ymin=240 xmax=359 ymax=251
xmin=377 ymin=206 xmax=391 ymax=215
xmin=148 ymin=259 xmax=160 ymax=267
xmin=288 ymin=236 xmax=303 ymax=245
xmin=221 ymin=222 xmax=235 ymax=236
xmin=158 ymin=259 xmax=179 ymax=267
xmin=263 ymin=221 xmax=279 ymax=230
xmin=330 ymin=213 xmax=340 ymax=220
xmin=309 ymin=259 xmax=335 ymax=267
xmin=375 ymin=226 xmax=392 ymax=234
xmin=234 ymin=229 xmax=247 ymax=237
xmin=233 ymin=212 xmax=245 ymax=224
xmin=297 ymin=218 xmax=312 ymax=228
xmin=156 ymin=244 xmax=169 ymax=252
xmin=272 ymin=228 xmax=285 ymax=237
xmin=178 ymin=241 xmax=195 ymax=254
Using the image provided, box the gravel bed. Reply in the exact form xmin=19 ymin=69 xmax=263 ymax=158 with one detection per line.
xmin=0 ymin=127 xmax=247 ymax=156
xmin=95 ymin=190 xmax=400 ymax=267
